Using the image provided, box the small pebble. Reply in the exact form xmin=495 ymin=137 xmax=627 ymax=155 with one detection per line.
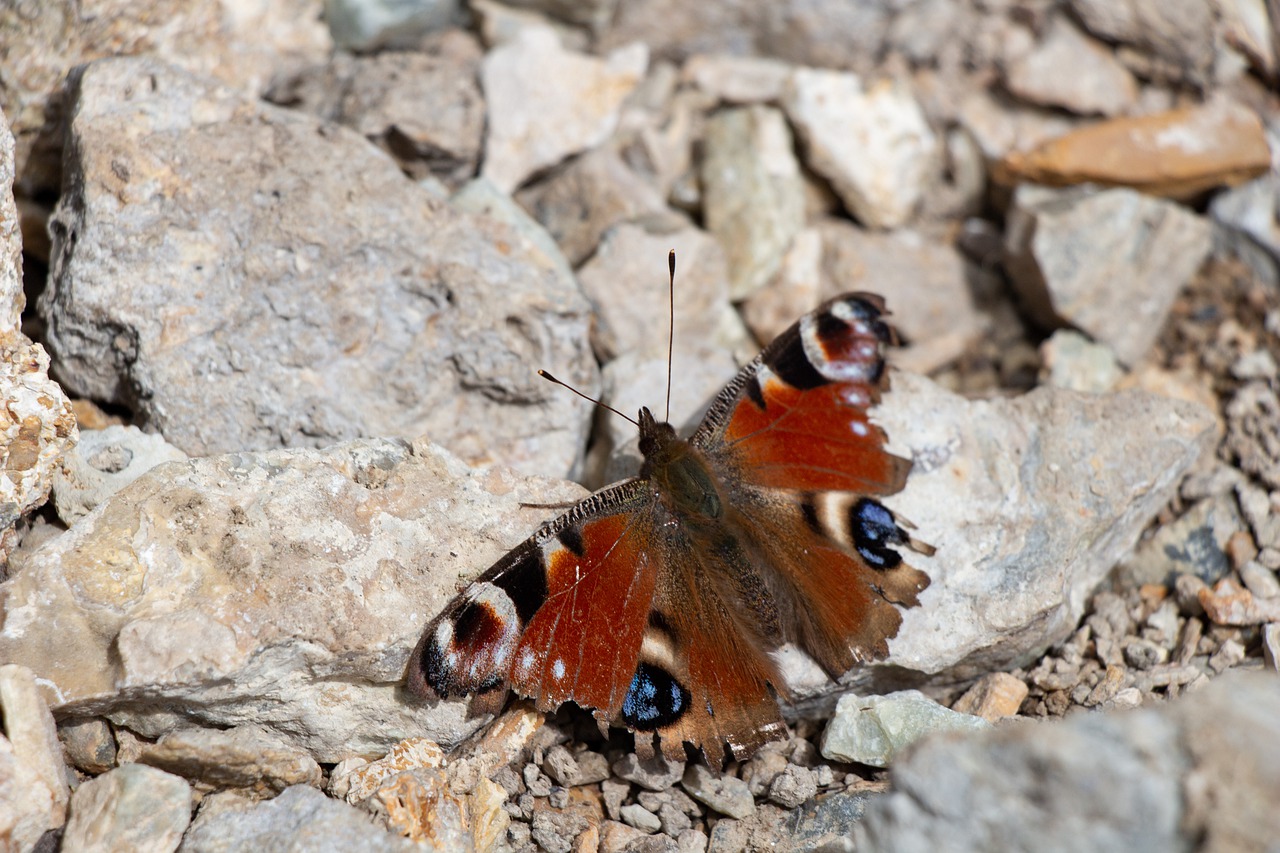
xmin=767 ymin=765 xmax=818 ymax=809
xmin=1226 ymin=530 xmax=1259 ymax=569
xmin=621 ymin=803 xmax=662 ymax=833
xmin=614 ymin=753 xmax=685 ymax=792
xmin=681 ymin=764 xmax=755 ymax=819
xmin=658 ymin=801 xmax=692 ymax=836
xmin=524 ymin=764 xmax=552 ymax=797
xmin=1123 ymin=638 xmax=1168 ymax=670
xmin=548 ymin=786 xmax=569 ymax=809
xmin=1239 ymin=561 xmax=1280 ymax=599
xmin=676 ymin=829 xmax=709 ymax=853
xmin=1175 ymin=573 xmax=1209 ymax=616
xmin=601 ymin=779 xmax=630 ymax=821
xmin=1208 ymin=637 xmax=1247 ymax=673
xmin=599 ymin=820 xmax=646 ymax=853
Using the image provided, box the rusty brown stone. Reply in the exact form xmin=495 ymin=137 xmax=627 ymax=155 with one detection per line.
xmin=995 ymin=99 xmax=1271 ymax=200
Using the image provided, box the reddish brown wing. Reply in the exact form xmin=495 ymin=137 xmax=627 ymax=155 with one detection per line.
xmin=692 ymin=293 xmax=931 ymax=678
xmin=407 ymin=481 xmax=660 ymax=724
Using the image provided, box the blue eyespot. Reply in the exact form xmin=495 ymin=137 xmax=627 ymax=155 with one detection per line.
xmin=621 ymin=663 xmax=690 ymax=730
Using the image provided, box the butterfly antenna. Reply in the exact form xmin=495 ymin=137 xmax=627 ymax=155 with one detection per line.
xmin=538 ymin=370 xmax=639 ymax=428
xmin=665 ymin=249 xmax=676 ymax=424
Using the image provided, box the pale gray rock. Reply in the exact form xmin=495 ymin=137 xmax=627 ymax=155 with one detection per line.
xmin=0 ymin=109 xmax=78 ymax=560
xmin=766 ymin=764 xmax=818 ymax=809
xmin=1225 ymin=381 xmax=1280 ymax=489
xmin=52 ymin=425 xmax=189 ymax=526
xmin=181 ymin=784 xmax=418 ymax=852
xmin=1003 ymin=185 xmax=1213 ymax=366
xmin=620 ymin=803 xmax=662 ymax=833
xmin=680 ymin=55 xmax=792 ymax=105
xmin=322 ymin=0 xmax=461 ymax=51
xmin=613 ymin=753 xmax=685 ymax=792
xmin=480 ymin=26 xmax=647 ymax=192
xmin=701 ymin=106 xmax=805 ymax=300
xmin=0 ymin=0 xmax=330 ymax=197
xmin=0 ymin=665 xmax=69 ymax=848
xmin=42 ymin=57 xmax=595 ymax=477
xmin=265 ymin=33 xmax=484 ymax=187
xmin=0 ymin=437 xmax=587 ymax=761
xmin=1003 ymin=15 xmax=1138 ymax=116
xmin=1069 ymin=0 xmax=1217 ymax=86
xmin=783 ymin=70 xmax=938 ymax=229
xmin=743 ymin=221 xmax=985 ymax=375
xmin=515 ymin=145 xmax=672 ymax=267
xmin=854 ymin=373 xmax=1215 ymax=689
xmin=136 ymin=725 xmax=323 ymax=796
xmin=681 ymin=764 xmax=754 ymax=820
xmin=576 ymin=221 xmax=750 ymax=362
xmin=62 ymin=764 xmax=192 ymax=853
xmin=59 ymin=718 xmax=117 ymax=775
xmin=820 ymin=690 xmax=991 ymax=769
xmin=855 ymin=671 xmax=1280 ymax=853
xmin=1039 ymin=330 xmax=1123 ymax=393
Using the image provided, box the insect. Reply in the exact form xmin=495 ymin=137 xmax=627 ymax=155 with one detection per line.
xmin=406 ymin=268 xmax=931 ymax=764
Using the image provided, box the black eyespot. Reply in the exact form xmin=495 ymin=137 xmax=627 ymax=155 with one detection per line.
xmin=621 ymin=663 xmax=690 ymax=730
xmin=767 ymin=327 xmax=827 ymax=390
xmin=556 ymin=526 xmax=585 ymax=557
xmin=492 ymin=550 xmax=548 ymax=625
xmin=850 ymin=498 xmax=905 ymax=569
xmin=744 ymin=374 xmax=767 ymax=410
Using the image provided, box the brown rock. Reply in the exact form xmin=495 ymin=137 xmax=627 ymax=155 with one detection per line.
xmin=995 ymin=98 xmax=1271 ymax=199
xmin=1199 ymin=576 xmax=1280 ymax=625
xmin=951 ymin=672 xmax=1029 ymax=723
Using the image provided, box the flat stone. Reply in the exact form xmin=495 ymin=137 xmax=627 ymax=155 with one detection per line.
xmin=1004 ymin=185 xmax=1213 ymax=366
xmin=996 ymin=98 xmax=1271 ymax=199
xmin=1004 ymin=14 xmax=1138 ymax=115
xmin=0 ymin=437 xmax=586 ymax=761
xmin=821 ymin=690 xmax=991 ymax=768
xmin=680 ymin=764 xmax=754 ymax=820
xmin=681 ymin=54 xmax=792 ymax=104
xmin=136 ymin=725 xmax=323 ymax=796
xmin=61 ymin=764 xmax=191 ymax=853
xmin=701 ymin=105 xmax=805 ymax=299
xmin=950 ymin=672 xmax=1029 ymax=723
xmin=1040 ymin=330 xmax=1123 ymax=394
xmin=480 ymin=26 xmax=646 ymax=192
xmin=783 ymin=70 xmax=937 ymax=229
xmin=620 ymin=803 xmax=662 ymax=833
xmin=182 ymin=784 xmax=419 ymax=852
xmin=856 ymin=671 xmax=1280 ymax=851
xmin=52 ymin=425 xmax=188 ymax=526
xmin=41 ymin=56 xmax=595 ymax=477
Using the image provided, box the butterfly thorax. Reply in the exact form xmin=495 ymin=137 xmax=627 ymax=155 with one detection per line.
xmin=636 ymin=406 xmax=723 ymax=522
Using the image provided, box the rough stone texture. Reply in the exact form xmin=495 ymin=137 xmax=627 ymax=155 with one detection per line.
xmin=61 ymin=764 xmax=192 ymax=853
xmin=42 ymin=57 xmax=595 ymax=477
xmin=515 ymin=145 xmax=672 ymax=267
xmin=850 ymin=373 xmax=1216 ymax=690
xmin=1003 ymin=15 xmax=1138 ymax=116
xmin=783 ymin=69 xmax=937 ymax=229
xmin=855 ymin=671 xmax=1280 ymax=852
xmin=1225 ymin=381 xmax=1280 ymax=490
xmin=0 ymin=665 xmax=69 ymax=849
xmin=264 ymin=32 xmax=484 ymax=187
xmin=0 ymin=437 xmax=586 ymax=761
xmin=700 ymin=105 xmax=805 ymax=300
xmin=995 ymin=98 xmax=1272 ymax=200
xmin=1039 ymin=330 xmax=1123 ymax=394
xmin=576 ymin=221 xmax=750 ymax=362
xmin=0 ymin=0 xmax=330 ymax=197
xmin=1069 ymin=0 xmax=1217 ymax=86
xmin=58 ymin=718 xmax=117 ymax=776
xmin=480 ymin=26 xmax=647 ymax=192
xmin=0 ymin=109 xmax=79 ymax=561
xmin=1004 ymin=185 xmax=1214 ymax=367
xmin=820 ymin=690 xmax=991 ymax=768
xmin=950 ymin=672 xmax=1029 ymax=723
xmin=136 ymin=725 xmax=323 ymax=796
xmin=52 ymin=425 xmax=188 ymax=526
xmin=330 ymin=738 xmax=443 ymax=804
xmin=323 ymin=0 xmax=461 ymax=51
xmin=681 ymin=764 xmax=754 ymax=819
xmin=181 ymin=784 xmax=420 ymax=852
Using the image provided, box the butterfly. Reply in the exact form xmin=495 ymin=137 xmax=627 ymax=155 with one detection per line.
xmin=406 ymin=288 xmax=931 ymax=765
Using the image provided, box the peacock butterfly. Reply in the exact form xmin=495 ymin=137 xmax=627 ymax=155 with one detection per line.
xmin=406 ymin=283 xmax=931 ymax=765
